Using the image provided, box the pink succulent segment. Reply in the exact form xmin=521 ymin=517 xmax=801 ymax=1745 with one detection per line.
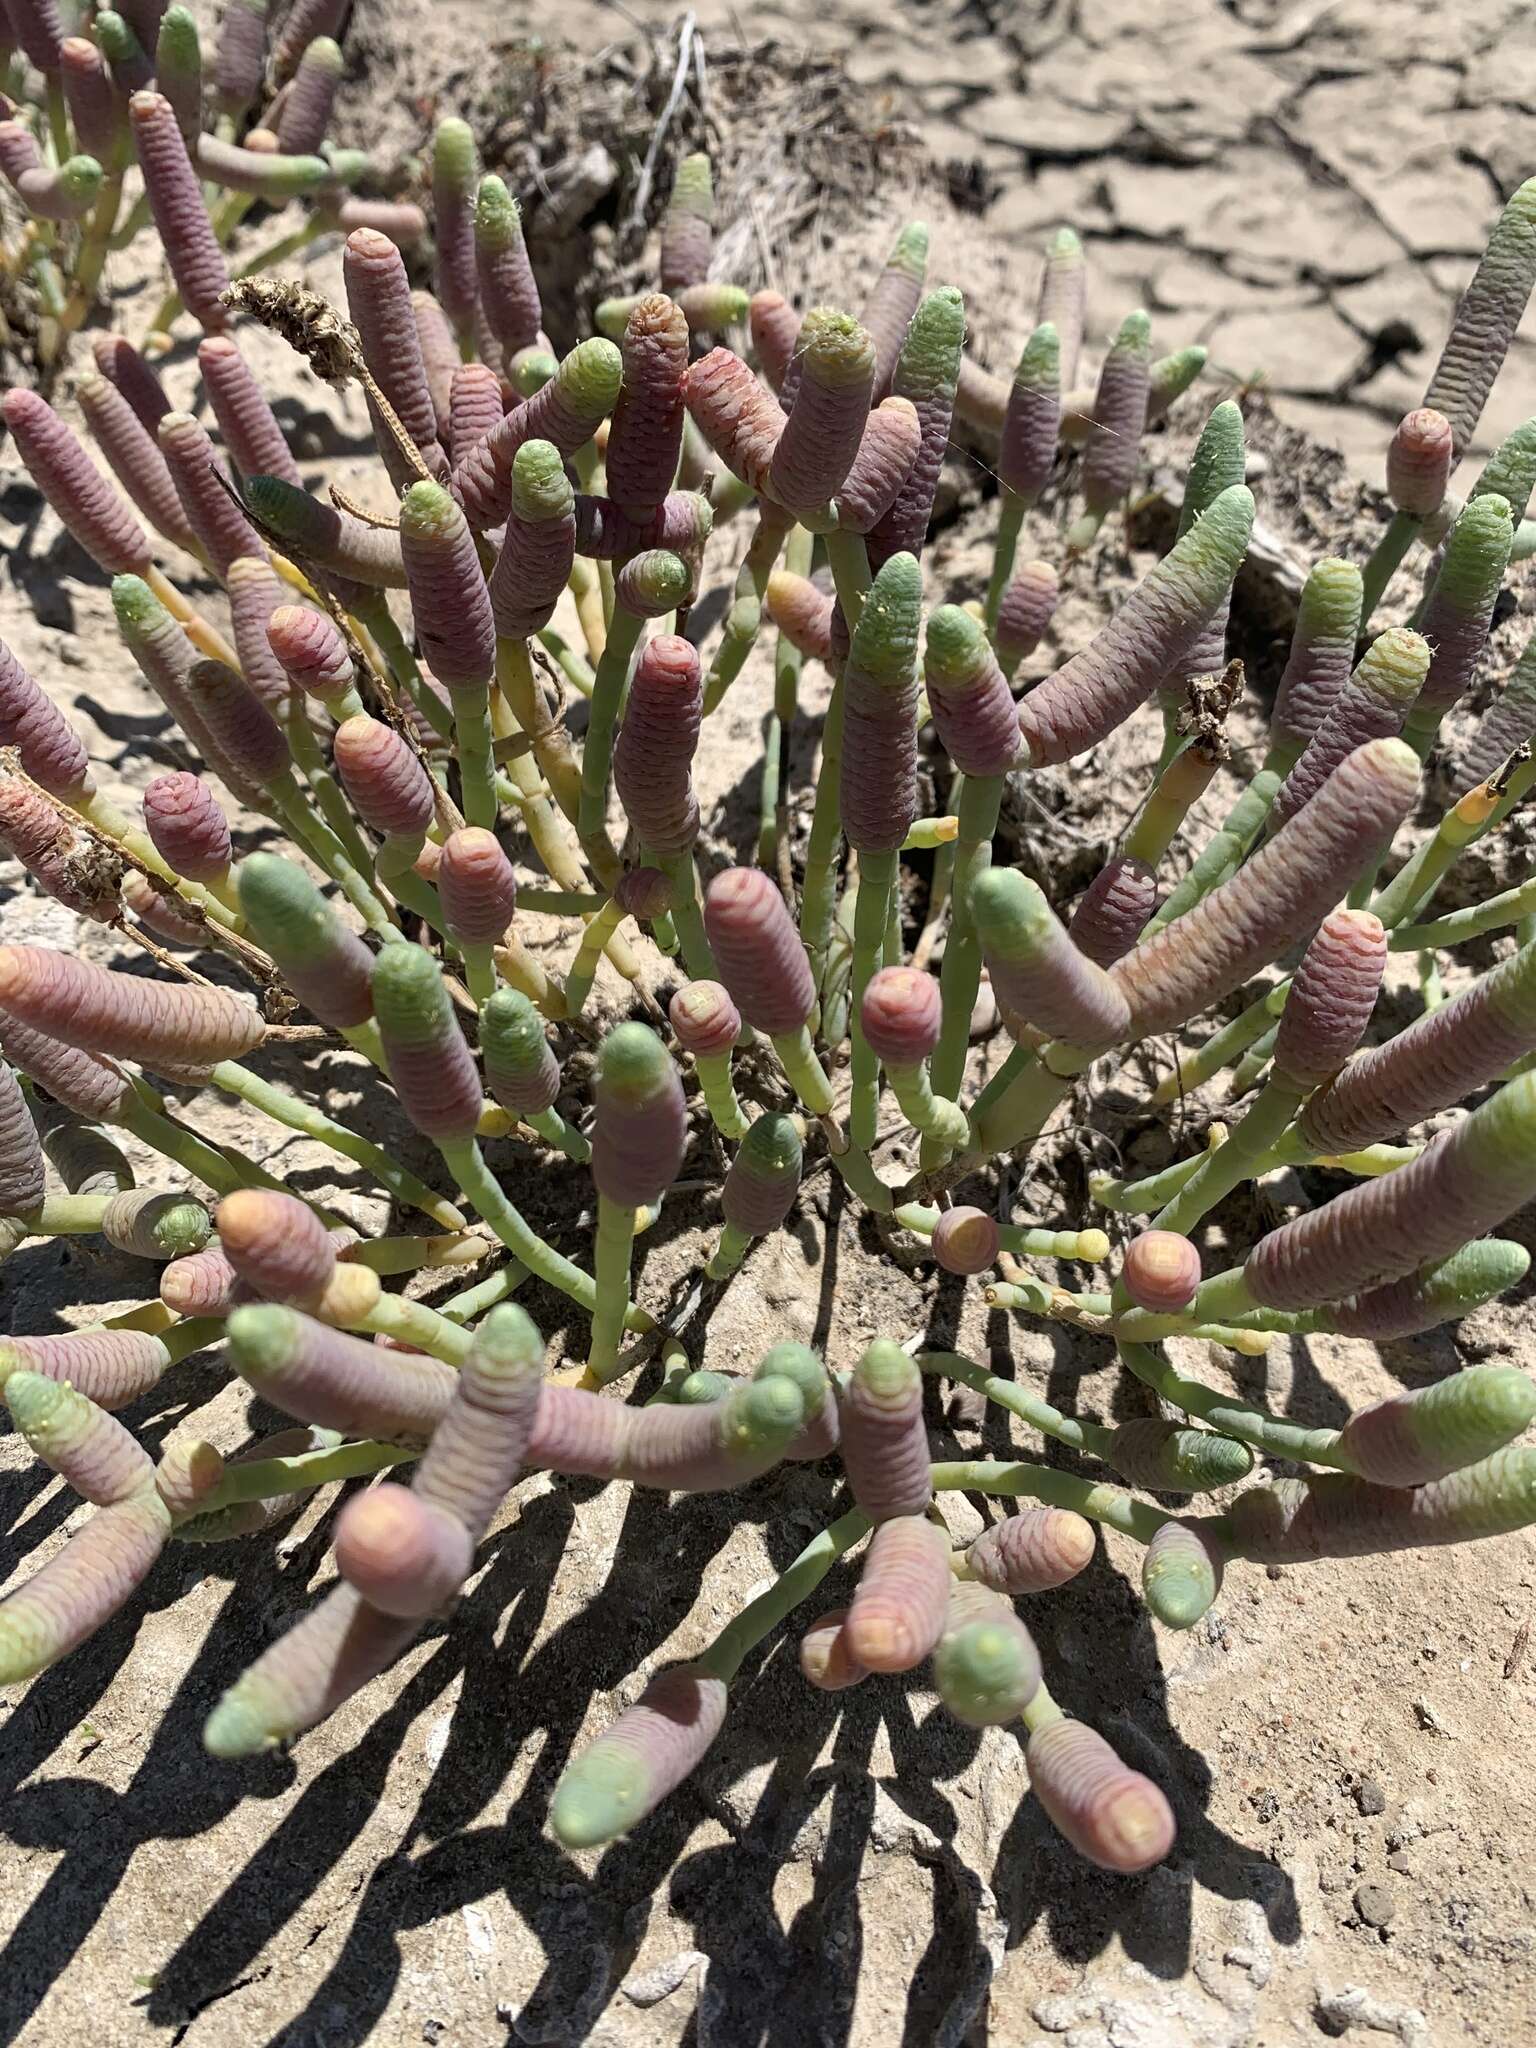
xmin=227 ymin=557 xmax=296 ymax=713
xmin=764 ymin=570 xmax=834 ymax=661
xmin=158 ymin=411 xmax=264 ymax=577
xmin=703 ymin=867 xmax=815 ymax=1037
xmin=660 ymin=155 xmax=713 ymax=289
xmin=1078 ymin=314 xmax=1152 ymax=520
xmin=2 ymin=388 xmax=150 ymax=576
xmin=217 ymin=1190 xmax=338 ymax=1308
xmin=451 ymin=342 xmax=622 ymax=530
xmin=234 ymin=1306 xmax=457 ymax=1438
xmin=275 ymin=34 xmax=341 ymax=155
xmin=994 ymin=558 xmax=1059 ymax=671
xmin=188 ymin=656 xmax=288 ymax=786
xmin=0 ymin=1061 xmax=44 ymax=1212
xmin=720 ymin=1118 xmax=802 ymax=1236
xmin=1228 ymin=1455 xmax=1536 ymax=1562
xmin=267 ymin=605 xmax=355 ymax=702
xmin=860 ymin=966 xmax=942 ymax=1065
xmin=669 ymin=980 xmax=741 ymax=1059
xmin=838 ymin=1340 xmax=931 ymax=1523
xmin=1274 ymin=908 xmax=1387 ymax=1091
xmin=413 ymin=291 xmax=460 ymax=439
xmin=1269 ymin=558 xmax=1363 ymax=763
xmin=845 ymin=1513 xmax=950 ymax=1672
xmin=1270 ymin=627 xmax=1429 ymax=832
xmin=1387 ymin=408 xmax=1454 ymax=517
xmin=488 ymin=484 xmax=577 ymax=642
xmin=799 ymin=1608 xmax=870 ymax=1691
xmin=559 ymin=1665 xmax=728 ymax=1841
xmin=1069 ymin=856 xmax=1157 ymax=968
xmin=198 ymin=335 xmax=303 ymax=487
xmin=342 ymin=228 xmax=450 ymax=484
xmin=1121 ymin=1231 xmax=1201 ymax=1313
xmin=214 ymin=0 xmax=266 ymax=109
xmin=572 ymin=492 xmax=712 ymax=561
xmin=867 ymin=286 xmax=966 ymax=564
xmin=92 ymin=334 xmax=172 ymax=431
xmin=0 ymin=946 xmax=264 ymax=1067
xmin=590 ymin=1051 xmax=688 ymax=1211
xmin=129 ymin=91 xmax=229 ymax=331
xmin=931 ymin=1206 xmax=1000 ymax=1276
xmin=1026 ymin=1717 xmax=1176 ymax=1873
xmin=206 ymin=1581 xmax=418 ymax=1753
xmin=0 ymin=779 xmax=119 ymax=920
xmin=125 ymin=871 xmax=209 ymax=947
xmin=431 ymin=121 xmax=479 ymax=342
xmin=77 ymin=374 xmax=199 ymax=555
xmin=0 ymin=1327 xmax=172 ymax=1407
xmin=448 ymin=364 xmax=504 ymax=468
xmin=10 ymin=0 xmax=64 ymax=72
xmin=684 ymin=347 xmax=787 ymax=496
xmin=923 ymin=605 xmax=1022 ymax=777
xmin=272 ymin=0 xmax=346 ymax=75
xmin=334 ymin=1486 xmax=473 ymax=1617
xmin=8 ymin=1372 xmax=156 ymax=1504
xmin=767 ymin=310 xmax=876 ymax=517
xmin=966 ymin=1507 xmax=1096 ymax=1593
xmin=606 ymin=294 xmax=689 ymax=512
xmin=524 ymin=1381 xmax=795 ymax=1490
xmin=333 ymin=717 xmax=435 ymax=841
xmin=161 ymin=1241 xmax=246 ymax=1317
xmin=437 ymin=828 xmax=518 ymax=945
xmin=749 ymin=290 xmax=800 ymax=393
xmin=615 ymin=867 xmax=670 ymax=920
xmin=398 ymin=484 xmax=495 ymax=690
xmin=0 ymin=1495 xmax=169 ymax=1685
xmin=612 ymin=634 xmax=703 ymax=856
xmin=1108 ymin=740 xmax=1419 ymax=1040
xmin=836 ymin=397 xmax=922 ymax=534
xmin=0 ymin=1016 xmax=134 ymax=1123
xmin=970 ymin=869 xmax=1132 ymax=1052
xmin=0 ymin=640 xmax=91 ymax=798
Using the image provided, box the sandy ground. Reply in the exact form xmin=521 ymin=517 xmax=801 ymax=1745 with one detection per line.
xmin=3 ymin=3 xmax=1536 ymax=2045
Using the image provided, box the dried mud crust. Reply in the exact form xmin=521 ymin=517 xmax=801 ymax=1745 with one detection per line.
xmin=2 ymin=11 xmax=1536 ymax=2048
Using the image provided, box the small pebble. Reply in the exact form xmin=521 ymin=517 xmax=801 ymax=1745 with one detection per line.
xmin=1388 ymin=1851 xmax=1414 ymax=1875
xmin=1354 ymin=1777 xmax=1386 ymax=1816
xmin=1354 ymin=1883 xmax=1396 ymax=1928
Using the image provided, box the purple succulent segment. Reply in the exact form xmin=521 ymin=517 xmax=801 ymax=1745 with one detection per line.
xmin=214 ymin=0 xmax=265 ymax=109
xmin=342 ymin=228 xmax=450 ymax=484
xmin=267 ymin=605 xmax=355 ymax=701
xmin=158 ymin=410 xmax=264 ymax=577
xmin=125 ymin=871 xmax=208 ymax=947
xmin=766 ymin=310 xmax=876 ymax=517
xmin=1120 ymin=1231 xmax=1200 ymax=1313
xmin=970 ymin=867 xmax=1132 ymax=1051
xmin=0 ymin=1494 xmax=168 ymax=1686
xmin=525 ymin=1379 xmax=800 ymax=1490
xmin=2 ymin=388 xmax=149 ymax=576
xmin=436 ymin=828 xmax=518 ymax=945
xmin=931 ymin=1206 xmax=1000 ymax=1276
xmin=994 ymin=558 xmax=1059 ymax=671
xmin=0 ymin=1015 xmax=133 ymax=1123
xmin=684 ymin=346 xmax=787 ymax=496
xmin=1078 ymin=312 xmax=1152 ymax=519
xmin=409 ymin=1303 xmax=544 ymax=1533
xmin=398 ymin=483 xmax=495 ymax=690
xmin=272 ymin=0 xmax=346 ymax=76
xmin=0 ymin=639 xmax=91 ymax=798
xmin=553 ymin=1664 xmax=728 ymax=1848
xmin=243 ymin=478 xmax=407 ymax=590
xmin=1069 ymin=856 xmax=1157 ymax=968
xmin=129 ymin=91 xmax=228 ymax=330
xmin=0 ymin=1327 xmax=170 ymax=1407
xmin=0 ymin=779 xmax=119 ymax=920
xmin=720 ymin=1114 xmax=801 ymax=1235
xmin=161 ymin=1240 xmax=247 ymax=1316
xmin=668 ymin=979 xmax=741 ymax=1058
xmin=333 ymin=717 xmax=434 ymax=841
xmin=703 ymin=867 xmax=815 ymax=1037
xmin=92 ymin=334 xmax=171 ymax=432
xmin=10 ymin=0 xmax=63 ymax=70
xmin=860 ymin=224 xmax=928 ymax=401
xmin=799 ymin=1608 xmax=869 ymax=1691
xmin=117 ymin=578 xmax=264 ymax=803
xmin=999 ymin=323 xmax=1061 ymax=503
xmin=659 ymin=153 xmax=713 ymax=289
xmin=0 ymin=1061 xmax=44 ymax=1212
xmin=922 ymin=604 xmax=1021 ymax=777
xmin=571 ymin=492 xmax=712 ymax=561
xmin=412 ymin=290 xmax=459 ymax=439
xmin=967 ymin=1507 xmax=1096 ymax=1593
xmin=846 ymin=1513 xmax=950 ymax=1672
xmin=867 ymin=286 xmax=965 ymax=565
xmin=473 ymin=177 xmax=541 ymax=357
xmin=431 ymin=119 xmax=479 ymax=342
xmin=1228 ymin=1451 xmax=1536 ymax=1562
xmin=488 ymin=483 xmax=577 ymax=641
xmin=7 ymin=1370 xmax=156 ymax=1503
xmin=1387 ymin=408 xmax=1454 ymax=517
xmin=378 ymin=1021 xmax=483 ymax=1143
xmin=1109 ymin=739 xmax=1419 ymax=1041
xmin=840 ymin=554 xmax=923 ymax=854
xmin=448 ymin=364 xmax=504 ymax=468
xmin=605 ymin=294 xmax=689 ymax=512
xmin=480 ymin=989 xmax=560 ymax=1118
xmin=763 ymin=570 xmax=834 ymax=660
xmin=227 ymin=557 xmax=296 ymax=714
xmin=1019 ymin=485 xmax=1253 ymax=765
xmin=1037 ymin=228 xmax=1086 ymax=388
xmin=838 ymin=1340 xmax=931 ymax=1524
xmin=1274 ymin=908 xmax=1387 ymax=1091
xmin=1456 ymin=637 xmax=1536 ymax=793
xmin=217 ymin=1189 xmax=338 ymax=1308
xmin=188 ymin=655 xmax=288 ymax=785
xmin=0 ymin=945 xmax=263 ymax=1067
xmin=1334 ymin=1367 xmax=1535 ymax=1487
xmin=1026 ymin=1717 xmax=1176 ymax=1874
xmin=198 ymin=335 xmax=303 ymax=488
xmin=451 ymin=340 xmax=623 ymax=530
xmin=334 ymin=1486 xmax=473 ymax=1617
xmin=1299 ymin=934 xmax=1536 ymax=1152
xmin=205 ymin=1580 xmax=418 ymax=1755
xmin=231 ymin=1305 xmax=457 ymax=1438
xmin=615 ymin=867 xmax=670 ymax=920
xmin=1423 ymin=178 xmax=1536 ymax=460
xmin=836 ymin=397 xmax=922 ymax=535
xmin=275 ymin=33 xmax=341 ymax=155
xmin=590 ymin=1034 xmax=688 ymax=1209
xmin=749 ymin=290 xmax=799 ymax=393
xmin=1409 ymin=497 xmax=1514 ymax=724
xmin=860 ymin=966 xmax=941 ymax=1065
xmin=76 ymin=374 xmax=198 ymax=554
xmin=1269 ymin=557 xmax=1362 ymax=762
xmin=612 ymin=634 xmax=703 ymax=857
xmin=1246 ymin=1069 xmax=1536 ymax=1310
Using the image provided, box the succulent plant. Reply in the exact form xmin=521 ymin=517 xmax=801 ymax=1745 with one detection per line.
xmin=1 ymin=68 xmax=1535 ymax=1895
